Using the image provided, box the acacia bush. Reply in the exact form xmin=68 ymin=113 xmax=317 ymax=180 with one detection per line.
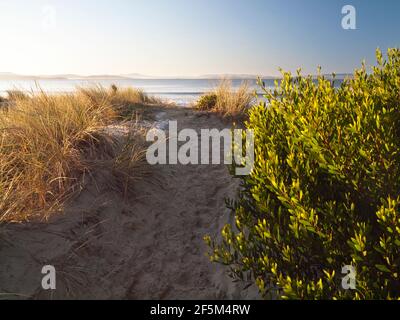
xmin=206 ymin=49 xmax=400 ymax=299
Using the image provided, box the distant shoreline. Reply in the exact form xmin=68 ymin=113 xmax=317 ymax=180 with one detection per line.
xmin=0 ymin=73 xmax=353 ymax=81
xmin=0 ymin=77 xmax=345 ymax=106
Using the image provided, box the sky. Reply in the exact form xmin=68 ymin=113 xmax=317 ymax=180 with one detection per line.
xmin=0 ymin=0 xmax=399 ymax=77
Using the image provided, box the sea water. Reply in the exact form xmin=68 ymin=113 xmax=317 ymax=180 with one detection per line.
xmin=0 ymin=78 xmax=344 ymax=106
xmin=0 ymin=78 xmax=272 ymax=106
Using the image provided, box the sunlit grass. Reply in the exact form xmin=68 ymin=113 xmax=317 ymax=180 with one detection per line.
xmin=6 ymin=89 xmax=29 ymax=101
xmin=78 ymin=85 xmax=165 ymax=118
xmin=0 ymin=86 xmax=150 ymax=222
xmin=195 ymin=79 xmax=255 ymax=119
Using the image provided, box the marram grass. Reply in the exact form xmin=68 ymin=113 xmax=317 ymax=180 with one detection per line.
xmin=195 ymin=79 xmax=255 ymax=119
xmin=0 ymin=86 xmax=150 ymax=222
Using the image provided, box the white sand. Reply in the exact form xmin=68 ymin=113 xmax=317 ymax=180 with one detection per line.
xmin=0 ymin=108 xmax=259 ymax=299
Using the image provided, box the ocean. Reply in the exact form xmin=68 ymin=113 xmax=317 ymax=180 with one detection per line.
xmin=0 ymin=78 xmax=273 ymax=106
xmin=0 ymin=78 xmax=344 ymax=106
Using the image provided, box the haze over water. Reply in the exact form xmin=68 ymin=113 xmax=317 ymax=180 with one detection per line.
xmin=0 ymin=78 xmax=344 ymax=106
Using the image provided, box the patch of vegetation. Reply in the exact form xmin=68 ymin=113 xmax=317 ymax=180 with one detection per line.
xmin=6 ymin=89 xmax=29 ymax=101
xmin=206 ymin=48 xmax=400 ymax=299
xmin=0 ymin=86 xmax=149 ymax=222
xmin=78 ymin=85 xmax=166 ymax=119
xmin=195 ymin=80 xmax=255 ymax=120
xmin=195 ymin=93 xmax=217 ymax=111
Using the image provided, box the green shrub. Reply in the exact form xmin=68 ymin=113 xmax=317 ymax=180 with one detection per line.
xmin=205 ymin=48 xmax=400 ymax=299
xmin=195 ymin=92 xmax=217 ymax=110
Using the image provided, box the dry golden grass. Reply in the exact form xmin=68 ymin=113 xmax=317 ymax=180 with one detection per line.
xmin=111 ymin=122 xmax=149 ymax=197
xmin=6 ymin=89 xmax=29 ymax=101
xmin=0 ymin=86 xmax=149 ymax=222
xmin=195 ymin=79 xmax=255 ymax=119
xmin=78 ymin=85 xmax=164 ymax=118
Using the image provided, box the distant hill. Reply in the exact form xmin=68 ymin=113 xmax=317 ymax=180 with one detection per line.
xmin=0 ymin=72 xmax=68 ymax=80
xmin=0 ymin=73 xmax=136 ymax=80
xmin=112 ymin=73 xmax=353 ymax=80
xmin=0 ymin=72 xmax=354 ymax=81
xmin=80 ymin=75 xmax=132 ymax=80
xmin=121 ymin=73 xmax=156 ymax=79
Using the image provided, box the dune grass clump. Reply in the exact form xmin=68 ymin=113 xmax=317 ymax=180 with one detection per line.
xmin=78 ymin=85 xmax=164 ymax=119
xmin=0 ymin=87 xmax=148 ymax=222
xmin=206 ymin=48 xmax=400 ymax=300
xmin=195 ymin=80 xmax=255 ymax=119
xmin=6 ymin=89 xmax=29 ymax=101
xmin=0 ymin=96 xmax=7 ymax=110
xmin=0 ymin=91 xmax=115 ymax=221
xmin=111 ymin=123 xmax=149 ymax=196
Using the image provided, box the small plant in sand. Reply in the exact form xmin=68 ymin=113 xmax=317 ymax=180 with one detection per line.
xmin=195 ymin=80 xmax=255 ymax=119
xmin=111 ymin=122 xmax=149 ymax=197
xmin=195 ymin=93 xmax=218 ymax=111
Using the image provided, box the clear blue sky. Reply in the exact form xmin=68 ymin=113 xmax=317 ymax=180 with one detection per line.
xmin=0 ymin=0 xmax=399 ymax=76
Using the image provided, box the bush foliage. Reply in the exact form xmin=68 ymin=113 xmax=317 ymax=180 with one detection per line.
xmin=195 ymin=92 xmax=218 ymax=111
xmin=206 ymin=48 xmax=400 ymax=299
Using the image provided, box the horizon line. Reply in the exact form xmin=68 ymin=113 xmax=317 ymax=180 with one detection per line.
xmin=0 ymin=71 xmax=354 ymax=80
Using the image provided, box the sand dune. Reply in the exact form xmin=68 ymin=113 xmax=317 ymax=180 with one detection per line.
xmin=0 ymin=108 xmax=258 ymax=299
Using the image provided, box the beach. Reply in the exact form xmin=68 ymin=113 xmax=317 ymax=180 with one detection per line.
xmin=1 ymin=0 xmax=399 ymax=306
xmin=0 ymin=105 xmax=258 ymax=299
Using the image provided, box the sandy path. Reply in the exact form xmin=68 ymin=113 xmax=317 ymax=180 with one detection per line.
xmin=0 ymin=108 xmax=258 ymax=299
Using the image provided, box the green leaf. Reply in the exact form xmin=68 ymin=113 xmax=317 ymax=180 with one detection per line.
xmin=375 ymin=264 xmax=391 ymax=273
